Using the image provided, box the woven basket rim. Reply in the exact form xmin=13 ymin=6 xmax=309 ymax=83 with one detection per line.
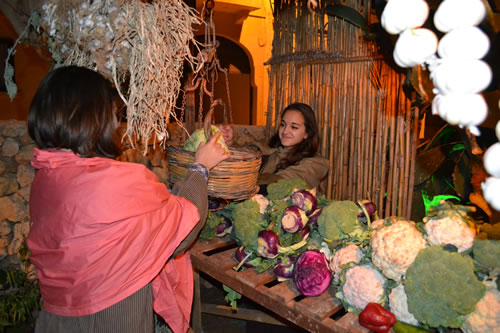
xmin=167 ymin=144 xmax=262 ymax=200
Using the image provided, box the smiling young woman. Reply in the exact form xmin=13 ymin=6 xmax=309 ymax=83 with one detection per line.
xmin=258 ymin=102 xmax=330 ymax=191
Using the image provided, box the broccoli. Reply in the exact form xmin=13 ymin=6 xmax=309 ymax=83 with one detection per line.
xmin=230 ymin=199 xmax=266 ymax=252
xmin=472 ymin=239 xmax=500 ymax=271
xmin=317 ymin=200 xmax=367 ymax=243
xmin=266 ymin=178 xmax=307 ymax=200
xmin=404 ymin=245 xmax=486 ymax=328
xmin=199 ymin=212 xmax=225 ymax=240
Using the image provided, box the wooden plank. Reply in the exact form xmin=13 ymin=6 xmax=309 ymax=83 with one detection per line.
xmin=294 ymin=286 xmax=343 ymax=321
xmin=235 ymin=267 xmax=276 ymax=288
xmin=204 ymin=248 xmax=241 ymax=271
xmin=267 ymin=279 xmax=301 ymax=303
xmin=192 ymin=237 xmax=236 ymax=254
xmin=335 ymin=312 xmax=367 ymax=333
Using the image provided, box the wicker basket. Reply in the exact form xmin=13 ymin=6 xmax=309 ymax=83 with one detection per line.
xmin=167 ymin=145 xmax=262 ymax=201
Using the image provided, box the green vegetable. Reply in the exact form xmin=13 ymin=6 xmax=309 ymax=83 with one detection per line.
xmin=231 ymin=200 xmax=266 ymax=252
xmin=404 ymin=246 xmax=486 ymax=328
xmin=393 ymin=321 xmax=430 ymax=333
xmin=472 ymin=239 xmax=500 ymax=270
xmin=266 ymin=178 xmax=307 ymax=201
xmin=183 ymin=125 xmax=229 ymax=152
xmin=222 ymin=285 xmax=241 ymax=310
xmin=199 ymin=212 xmax=225 ymax=240
xmin=317 ymin=200 xmax=367 ymax=243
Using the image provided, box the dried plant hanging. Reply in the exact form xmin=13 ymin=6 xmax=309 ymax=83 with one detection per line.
xmin=36 ymin=0 xmax=203 ymax=153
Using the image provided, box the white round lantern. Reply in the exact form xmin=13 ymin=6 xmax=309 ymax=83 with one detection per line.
xmin=381 ymin=0 xmax=429 ymax=35
xmin=482 ymin=177 xmax=500 ymax=211
xmin=483 ymin=143 xmax=500 ymax=178
xmin=393 ymin=28 xmax=438 ymax=68
xmin=434 ymin=0 xmax=486 ymax=33
xmin=437 ymin=26 xmax=490 ymax=60
xmin=431 ymin=59 xmax=492 ymax=95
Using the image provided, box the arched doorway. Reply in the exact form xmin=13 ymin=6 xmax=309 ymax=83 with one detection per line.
xmin=189 ymin=35 xmax=253 ymax=126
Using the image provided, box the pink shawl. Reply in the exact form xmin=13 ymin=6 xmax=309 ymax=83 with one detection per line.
xmin=27 ymin=148 xmax=200 ymax=332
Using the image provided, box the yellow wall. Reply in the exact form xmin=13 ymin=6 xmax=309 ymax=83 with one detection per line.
xmin=195 ymin=0 xmax=274 ymax=125
xmin=0 ymin=10 xmax=50 ymax=121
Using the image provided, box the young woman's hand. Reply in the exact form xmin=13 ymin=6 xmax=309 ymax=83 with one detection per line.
xmin=194 ymin=132 xmax=230 ymax=170
xmin=219 ymin=125 xmax=234 ymax=146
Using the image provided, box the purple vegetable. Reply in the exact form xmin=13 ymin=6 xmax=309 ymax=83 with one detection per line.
xmin=257 ymin=229 xmax=280 ymax=258
xmin=235 ymin=246 xmax=254 ymax=268
xmin=215 ymin=216 xmax=233 ymax=237
xmin=357 ymin=200 xmax=377 ymax=218
xmin=208 ymin=200 xmax=221 ymax=210
xmin=299 ymin=225 xmax=311 ymax=239
xmin=281 ymin=206 xmax=309 ymax=233
xmin=273 ymin=256 xmax=296 ymax=280
xmin=293 ymin=250 xmax=332 ymax=297
xmin=307 ymin=208 xmax=322 ymax=230
xmin=291 ymin=189 xmax=317 ymax=215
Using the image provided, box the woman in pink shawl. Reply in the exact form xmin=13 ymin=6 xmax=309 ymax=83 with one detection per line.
xmin=26 ymin=66 xmax=229 ymax=333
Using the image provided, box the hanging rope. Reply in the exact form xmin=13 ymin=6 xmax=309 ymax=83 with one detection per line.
xmin=183 ymin=0 xmax=233 ymax=129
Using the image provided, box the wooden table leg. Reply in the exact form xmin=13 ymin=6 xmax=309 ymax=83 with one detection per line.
xmin=191 ymin=268 xmax=203 ymax=333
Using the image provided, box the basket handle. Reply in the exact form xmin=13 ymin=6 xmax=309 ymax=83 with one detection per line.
xmin=203 ymin=99 xmax=228 ymax=140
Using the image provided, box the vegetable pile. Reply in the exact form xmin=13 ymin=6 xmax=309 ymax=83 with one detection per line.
xmin=201 ymin=179 xmax=499 ymax=332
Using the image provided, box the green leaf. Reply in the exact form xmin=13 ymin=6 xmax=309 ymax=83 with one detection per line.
xmin=222 ymin=285 xmax=241 ymax=310
xmin=4 ymin=61 xmax=17 ymax=101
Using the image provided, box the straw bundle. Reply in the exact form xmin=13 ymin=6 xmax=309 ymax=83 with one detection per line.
xmin=267 ymin=0 xmax=419 ymax=218
xmin=36 ymin=0 xmax=203 ymax=153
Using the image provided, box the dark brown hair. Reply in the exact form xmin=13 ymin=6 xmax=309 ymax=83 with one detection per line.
xmin=269 ymin=102 xmax=320 ymax=170
xmin=28 ymin=66 xmax=121 ymax=158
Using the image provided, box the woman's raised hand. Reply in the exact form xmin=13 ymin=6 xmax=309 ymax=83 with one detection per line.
xmin=194 ymin=132 xmax=230 ymax=170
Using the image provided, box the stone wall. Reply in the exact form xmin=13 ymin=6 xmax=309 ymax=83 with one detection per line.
xmin=0 ymin=120 xmax=266 ymax=268
xmin=0 ymin=120 xmax=34 ymax=268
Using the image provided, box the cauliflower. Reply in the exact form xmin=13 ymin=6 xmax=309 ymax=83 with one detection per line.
xmin=337 ymin=264 xmax=387 ymax=313
xmin=331 ymin=244 xmax=364 ymax=283
xmin=388 ymin=284 xmax=419 ymax=326
xmin=423 ymin=200 xmax=476 ymax=253
xmin=250 ymin=194 xmax=269 ymax=214
xmin=404 ymin=246 xmax=486 ymax=328
xmin=462 ymin=280 xmax=500 ymax=333
xmin=370 ymin=218 xmax=426 ymax=282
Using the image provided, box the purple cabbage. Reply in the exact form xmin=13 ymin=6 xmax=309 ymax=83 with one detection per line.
xmin=356 ymin=200 xmax=377 ymax=218
xmin=281 ymin=206 xmax=309 ymax=233
xmin=257 ymin=229 xmax=280 ymax=258
xmin=293 ymin=250 xmax=332 ymax=297
xmin=291 ymin=189 xmax=317 ymax=215
xmin=273 ymin=256 xmax=296 ymax=280
xmin=215 ymin=216 xmax=233 ymax=237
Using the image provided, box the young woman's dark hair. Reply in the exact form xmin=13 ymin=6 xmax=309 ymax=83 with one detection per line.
xmin=269 ymin=102 xmax=320 ymax=170
xmin=28 ymin=66 xmax=121 ymax=158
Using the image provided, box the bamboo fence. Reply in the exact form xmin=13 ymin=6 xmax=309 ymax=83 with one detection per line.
xmin=266 ymin=0 xmax=418 ymax=218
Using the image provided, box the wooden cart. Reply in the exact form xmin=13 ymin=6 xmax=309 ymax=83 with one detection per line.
xmin=190 ymin=237 xmax=368 ymax=333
